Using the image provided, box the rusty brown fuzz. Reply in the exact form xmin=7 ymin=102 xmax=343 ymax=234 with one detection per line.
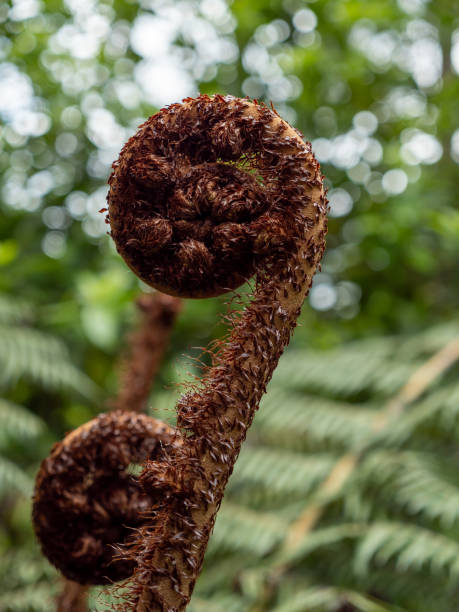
xmin=109 ymin=95 xmax=316 ymax=298
xmin=107 ymin=94 xmax=328 ymax=611
xmin=32 ymin=411 xmax=177 ymax=585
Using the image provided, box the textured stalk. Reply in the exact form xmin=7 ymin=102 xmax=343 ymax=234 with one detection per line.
xmin=56 ymin=580 xmax=89 ymax=612
xmin=136 ymin=240 xmax=325 ymax=611
xmin=115 ymin=293 xmax=182 ymax=414
xmin=108 ymin=95 xmax=328 ymax=610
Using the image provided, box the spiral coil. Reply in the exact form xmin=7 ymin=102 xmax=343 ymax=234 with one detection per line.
xmin=33 ymin=411 xmax=176 ymax=584
xmin=108 ymin=94 xmax=319 ymax=298
xmin=106 ymin=95 xmax=328 ymax=611
xmin=33 ymin=94 xmax=327 ymax=611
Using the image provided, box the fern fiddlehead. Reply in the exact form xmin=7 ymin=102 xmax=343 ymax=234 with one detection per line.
xmin=107 ymin=94 xmax=328 ymax=610
xmin=32 ymin=293 xmax=181 ymax=587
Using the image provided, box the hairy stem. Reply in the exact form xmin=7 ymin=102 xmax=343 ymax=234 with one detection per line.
xmin=56 ymin=580 xmax=89 ymax=612
xmin=124 ymin=115 xmax=327 ymax=611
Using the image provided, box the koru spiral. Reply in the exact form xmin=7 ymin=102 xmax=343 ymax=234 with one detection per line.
xmin=32 ymin=294 xmax=181 ymax=589
xmin=108 ymin=94 xmax=325 ymax=299
xmin=32 ymin=412 xmax=176 ymax=584
xmin=33 ymin=94 xmax=327 ymax=611
xmin=106 ymin=95 xmax=328 ymax=611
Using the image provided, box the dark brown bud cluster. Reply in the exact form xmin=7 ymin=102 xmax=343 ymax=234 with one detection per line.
xmin=32 ymin=411 xmax=177 ymax=585
xmin=108 ymin=95 xmax=318 ymax=298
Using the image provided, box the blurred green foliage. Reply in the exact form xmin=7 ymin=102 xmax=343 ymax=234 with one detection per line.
xmin=1 ymin=0 xmax=459 ymax=609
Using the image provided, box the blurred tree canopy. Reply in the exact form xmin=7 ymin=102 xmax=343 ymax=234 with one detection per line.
xmin=1 ymin=0 xmax=458 ymax=362
xmin=1 ymin=0 xmax=459 ymax=609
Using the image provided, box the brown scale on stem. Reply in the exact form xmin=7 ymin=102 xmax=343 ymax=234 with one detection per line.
xmin=32 ymin=293 xmax=181 ymax=592
xmin=107 ymin=94 xmax=328 ymax=611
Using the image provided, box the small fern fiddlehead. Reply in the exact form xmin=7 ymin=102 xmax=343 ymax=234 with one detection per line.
xmin=107 ymin=94 xmax=328 ymax=610
xmin=32 ymin=293 xmax=180 ymax=586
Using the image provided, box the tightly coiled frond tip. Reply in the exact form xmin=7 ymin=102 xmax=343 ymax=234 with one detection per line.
xmin=105 ymin=95 xmax=328 ymax=611
xmin=32 ymin=411 xmax=177 ymax=585
xmin=107 ymin=94 xmax=326 ymax=299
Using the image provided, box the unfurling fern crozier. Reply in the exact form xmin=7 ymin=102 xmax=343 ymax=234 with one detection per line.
xmin=107 ymin=94 xmax=328 ymax=611
xmin=32 ymin=294 xmax=181 ymax=588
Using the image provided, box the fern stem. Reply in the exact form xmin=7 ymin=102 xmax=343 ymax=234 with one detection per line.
xmin=114 ymin=293 xmax=181 ymax=414
xmin=108 ymin=94 xmax=328 ymax=611
xmin=56 ymin=580 xmax=89 ymax=612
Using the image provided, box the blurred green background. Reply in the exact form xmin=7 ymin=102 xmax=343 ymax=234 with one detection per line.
xmin=1 ymin=0 xmax=459 ymax=610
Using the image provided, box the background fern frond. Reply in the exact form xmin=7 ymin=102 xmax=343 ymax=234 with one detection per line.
xmin=273 ymin=585 xmax=406 ymax=612
xmin=0 ymin=399 xmax=45 ymax=449
xmin=0 ymin=294 xmax=34 ymax=325
xmin=208 ymin=503 xmax=287 ymax=557
xmin=0 ymin=551 xmax=58 ymax=612
xmin=348 ymin=451 xmax=459 ymax=527
xmin=0 ymin=584 xmax=57 ymax=612
xmin=0 ymin=455 xmax=33 ymax=496
xmin=354 ymin=522 xmax=459 ymax=579
xmin=274 ymin=342 xmax=418 ymax=398
xmin=0 ymin=324 xmax=97 ymax=398
xmin=227 ymin=447 xmax=336 ymax=503
xmin=256 ymin=390 xmax=377 ymax=451
xmin=191 ymin=325 xmax=459 ymax=612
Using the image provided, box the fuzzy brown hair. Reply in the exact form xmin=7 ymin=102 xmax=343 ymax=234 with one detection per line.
xmin=32 ymin=411 xmax=177 ymax=585
xmin=107 ymin=95 xmax=328 ymax=611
